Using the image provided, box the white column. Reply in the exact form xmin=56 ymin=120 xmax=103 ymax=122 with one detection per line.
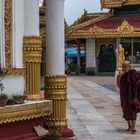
xmin=12 ymin=0 xmax=24 ymax=68
xmin=24 ymin=0 xmax=39 ymax=36
xmin=45 ymin=0 xmax=69 ymax=128
xmin=0 ymin=0 xmax=5 ymax=68
xmin=46 ymin=0 xmax=65 ymax=75
xmin=86 ymin=39 xmax=96 ymax=68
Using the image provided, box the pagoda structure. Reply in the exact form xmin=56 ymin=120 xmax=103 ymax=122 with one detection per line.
xmin=66 ymin=0 xmax=140 ymax=73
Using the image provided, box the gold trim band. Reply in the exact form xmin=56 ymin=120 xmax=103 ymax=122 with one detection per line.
xmin=45 ymin=75 xmax=67 ymax=128
xmin=5 ymin=0 xmax=12 ymax=68
xmin=0 ymin=100 xmax=52 ymax=124
xmin=5 ymin=68 xmax=25 ymax=75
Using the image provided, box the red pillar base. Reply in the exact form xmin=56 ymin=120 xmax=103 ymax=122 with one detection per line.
xmin=0 ymin=118 xmax=43 ymax=140
xmin=60 ymin=127 xmax=74 ymax=138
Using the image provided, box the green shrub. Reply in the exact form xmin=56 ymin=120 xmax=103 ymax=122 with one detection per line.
xmin=86 ymin=67 xmax=95 ymax=75
xmin=68 ymin=63 xmax=78 ymax=74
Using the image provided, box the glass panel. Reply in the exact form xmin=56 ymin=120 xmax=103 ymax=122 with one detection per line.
xmin=121 ymin=38 xmax=131 ymax=43
xmin=121 ymin=38 xmax=140 ymax=64
xmin=134 ymin=42 xmax=140 ymax=63
xmin=133 ymin=38 xmax=140 ymax=42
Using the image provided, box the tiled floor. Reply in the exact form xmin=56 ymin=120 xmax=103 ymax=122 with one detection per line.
xmin=67 ymin=76 xmax=140 ymax=140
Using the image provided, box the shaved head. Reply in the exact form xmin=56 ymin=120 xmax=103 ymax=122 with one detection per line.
xmin=122 ymin=61 xmax=130 ymax=67
xmin=122 ymin=61 xmax=131 ymax=73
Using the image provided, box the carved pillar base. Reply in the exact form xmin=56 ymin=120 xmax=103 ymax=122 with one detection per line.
xmin=45 ymin=75 xmax=67 ymax=128
xmin=23 ymin=36 xmax=42 ymax=100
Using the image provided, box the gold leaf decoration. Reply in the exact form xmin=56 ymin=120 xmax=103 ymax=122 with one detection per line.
xmin=5 ymin=0 xmax=12 ymax=68
xmin=117 ymin=20 xmax=134 ymax=33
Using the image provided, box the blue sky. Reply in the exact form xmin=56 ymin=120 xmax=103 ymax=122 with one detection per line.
xmin=39 ymin=0 xmax=108 ymax=25
xmin=64 ymin=0 xmax=108 ymax=25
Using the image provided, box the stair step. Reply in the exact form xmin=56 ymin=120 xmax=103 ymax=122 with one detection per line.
xmin=1 ymin=133 xmax=39 ymax=140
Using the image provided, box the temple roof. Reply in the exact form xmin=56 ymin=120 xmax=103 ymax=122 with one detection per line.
xmin=71 ymin=10 xmax=112 ymax=28
xmin=72 ymin=9 xmax=102 ymax=26
xmin=66 ymin=12 xmax=140 ymax=40
xmin=101 ymin=0 xmax=140 ymax=9
xmin=82 ymin=15 xmax=140 ymax=29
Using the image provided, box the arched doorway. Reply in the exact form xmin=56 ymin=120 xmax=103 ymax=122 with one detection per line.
xmin=98 ymin=44 xmax=116 ymax=72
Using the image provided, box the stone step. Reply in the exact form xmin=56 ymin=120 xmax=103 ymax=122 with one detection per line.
xmin=1 ymin=133 xmax=39 ymax=140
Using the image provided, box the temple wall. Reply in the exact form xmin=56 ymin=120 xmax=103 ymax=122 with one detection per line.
xmin=0 ymin=0 xmax=41 ymax=96
xmin=1 ymin=0 xmax=25 ymax=95
xmin=2 ymin=76 xmax=25 ymax=95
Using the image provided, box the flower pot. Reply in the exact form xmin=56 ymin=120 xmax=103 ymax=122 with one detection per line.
xmin=14 ymin=97 xmax=24 ymax=104
xmin=13 ymin=95 xmax=25 ymax=104
xmin=0 ymin=96 xmax=8 ymax=107
xmin=7 ymin=99 xmax=15 ymax=105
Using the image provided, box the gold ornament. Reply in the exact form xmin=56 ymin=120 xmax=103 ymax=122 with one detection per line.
xmin=101 ymin=0 xmax=140 ymax=9
xmin=5 ymin=0 xmax=12 ymax=68
xmin=23 ymin=36 xmax=42 ymax=100
xmin=45 ymin=75 xmax=67 ymax=128
xmin=0 ymin=100 xmax=52 ymax=124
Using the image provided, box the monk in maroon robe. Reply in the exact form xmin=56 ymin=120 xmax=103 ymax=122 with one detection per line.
xmin=117 ymin=61 xmax=140 ymax=133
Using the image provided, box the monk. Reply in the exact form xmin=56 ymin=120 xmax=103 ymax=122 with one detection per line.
xmin=117 ymin=61 xmax=140 ymax=134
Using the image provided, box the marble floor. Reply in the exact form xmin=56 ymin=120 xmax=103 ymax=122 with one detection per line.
xmin=67 ymin=76 xmax=140 ymax=140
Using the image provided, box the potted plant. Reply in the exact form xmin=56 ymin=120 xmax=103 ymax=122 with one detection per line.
xmin=45 ymin=128 xmax=61 ymax=140
xmin=68 ymin=63 xmax=78 ymax=75
xmin=0 ymin=83 xmax=8 ymax=107
xmin=0 ymin=93 xmax=8 ymax=107
xmin=86 ymin=67 xmax=95 ymax=75
xmin=43 ymin=120 xmax=61 ymax=140
xmin=0 ymin=66 xmax=8 ymax=107
xmin=7 ymin=95 xmax=15 ymax=105
xmin=13 ymin=94 xmax=26 ymax=104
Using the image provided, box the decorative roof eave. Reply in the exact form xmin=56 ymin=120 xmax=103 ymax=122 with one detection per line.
xmin=66 ymin=30 xmax=140 ymax=41
xmin=101 ymin=0 xmax=140 ymax=9
xmin=71 ymin=13 xmax=112 ymax=30
xmin=101 ymin=1 xmax=122 ymax=9
xmin=66 ymin=20 xmax=140 ymax=41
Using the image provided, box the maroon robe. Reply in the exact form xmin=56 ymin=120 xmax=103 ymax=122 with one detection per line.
xmin=120 ymin=69 xmax=140 ymax=120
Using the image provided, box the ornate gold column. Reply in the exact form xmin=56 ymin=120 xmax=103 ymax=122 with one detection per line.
xmin=23 ymin=36 xmax=42 ymax=100
xmin=45 ymin=75 xmax=67 ymax=127
xmin=5 ymin=0 xmax=12 ymax=68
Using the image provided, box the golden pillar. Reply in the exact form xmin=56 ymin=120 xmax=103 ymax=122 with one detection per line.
xmin=45 ymin=75 xmax=67 ymax=128
xmin=23 ymin=36 xmax=42 ymax=100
